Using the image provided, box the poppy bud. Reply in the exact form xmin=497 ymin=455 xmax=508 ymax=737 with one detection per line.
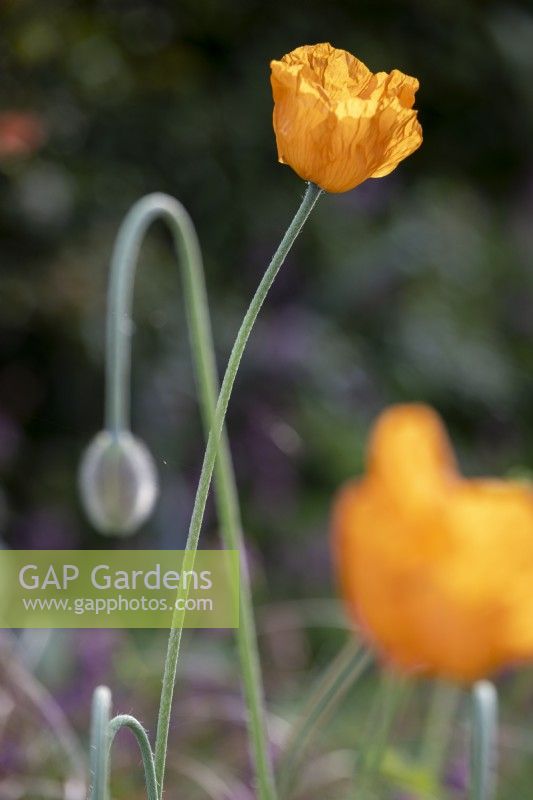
xmin=79 ymin=430 xmax=159 ymax=536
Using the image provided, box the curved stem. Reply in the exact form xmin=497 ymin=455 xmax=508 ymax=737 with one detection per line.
xmin=470 ymin=681 xmax=497 ymax=800
xmin=154 ymin=182 xmax=322 ymax=798
xmin=277 ymin=640 xmax=371 ymax=798
xmin=108 ymin=715 xmax=159 ymax=800
xmin=89 ymin=686 xmax=111 ymax=800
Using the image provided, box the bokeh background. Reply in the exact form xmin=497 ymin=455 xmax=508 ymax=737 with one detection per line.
xmin=2 ymin=0 xmax=533 ymax=797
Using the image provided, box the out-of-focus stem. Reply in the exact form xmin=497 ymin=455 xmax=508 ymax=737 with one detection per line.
xmin=277 ymin=640 xmax=371 ymax=798
xmin=420 ymin=682 xmax=461 ymax=779
xmin=356 ymin=670 xmax=407 ymax=800
xmin=0 ymin=635 xmax=86 ymax=800
xmin=470 ymin=681 xmax=497 ymax=800
xmin=89 ymin=686 xmax=111 ymax=800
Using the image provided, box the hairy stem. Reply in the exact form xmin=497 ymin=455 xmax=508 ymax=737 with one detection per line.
xmin=108 ymin=715 xmax=159 ymax=800
xmin=106 ymin=186 xmax=318 ymax=798
xmin=154 ymin=182 xmax=322 ymax=798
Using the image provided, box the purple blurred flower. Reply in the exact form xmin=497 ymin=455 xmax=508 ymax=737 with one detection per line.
xmin=446 ymin=756 xmax=469 ymax=793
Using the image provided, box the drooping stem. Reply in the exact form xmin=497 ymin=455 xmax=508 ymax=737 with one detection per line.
xmin=108 ymin=715 xmax=159 ymax=800
xmin=277 ymin=640 xmax=371 ymax=798
xmin=470 ymin=681 xmax=497 ymax=800
xmin=106 ymin=190 xmax=275 ymax=795
xmin=153 ymin=182 xmax=322 ymax=798
xmin=105 ymin=184 xmax=321 ymax=799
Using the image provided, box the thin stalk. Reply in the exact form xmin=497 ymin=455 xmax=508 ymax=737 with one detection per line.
xmin=89 ymin=686 xmax=111 ymax=800
xmin=0 ymin=634 xmax=86 ymax=799
xmin=277 ymin=640 xmax=371 ymax=798
xmin=356 ymin=671 xmax=407 ymax=799
xmin=106 ymin=186 xmax=319 ymax=798
xmin=420 ymin=682 xmax=461 ymax=780
xmin=470 ymin=681 xmax=497 ymax=800
xmin=154 ymin=182 xmax=322 ymax=798
xmin=108 ymin=715 xmax=159 ymax=800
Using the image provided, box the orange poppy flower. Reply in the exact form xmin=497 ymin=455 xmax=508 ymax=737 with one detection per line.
xmin=332 ymin=404 xmax=533 ymax=682
xmin=270 ymin=43 xmax=422 ymax=193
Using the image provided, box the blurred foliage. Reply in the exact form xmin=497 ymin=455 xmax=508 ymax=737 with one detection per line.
xmin=2 ymin=0 xmax=533 ymax=798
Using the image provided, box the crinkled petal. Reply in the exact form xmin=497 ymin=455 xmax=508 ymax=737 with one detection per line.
xmin=271 ymin=43 xmax=423 ymax=192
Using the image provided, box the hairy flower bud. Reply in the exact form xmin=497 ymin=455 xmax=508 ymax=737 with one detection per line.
xmin=79 ymin=430 xmax=159 ymax=536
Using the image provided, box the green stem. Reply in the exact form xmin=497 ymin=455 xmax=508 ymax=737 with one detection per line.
xmin=89 ymin=686 xmax=111 ymax=800
xmin=420 ymin=682 xmax=461 ymax=780
xmin=356 ymin=671 xmax=407 ymax=799
xmin=108 ymin=715 xmax=159 ymax=800
xmin=470 ymin=681 xmax=497 ymax=800
xmin=106 ymin=185 xmax=320 ymax=799
xmin=153 ymin=182 xmax=322 ymax=798
xmin=277 ymin=640 xmax=371 ymax=798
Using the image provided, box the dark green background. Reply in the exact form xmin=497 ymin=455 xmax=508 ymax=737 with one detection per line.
xmin=2 ymin=1 xmax=533 ymax=798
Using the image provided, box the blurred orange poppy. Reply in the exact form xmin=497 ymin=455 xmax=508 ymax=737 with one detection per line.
xmin=270 ymin=43 xmax=422 ymax=193
xmin=332 ymin=404 xmax=533 ymax=682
